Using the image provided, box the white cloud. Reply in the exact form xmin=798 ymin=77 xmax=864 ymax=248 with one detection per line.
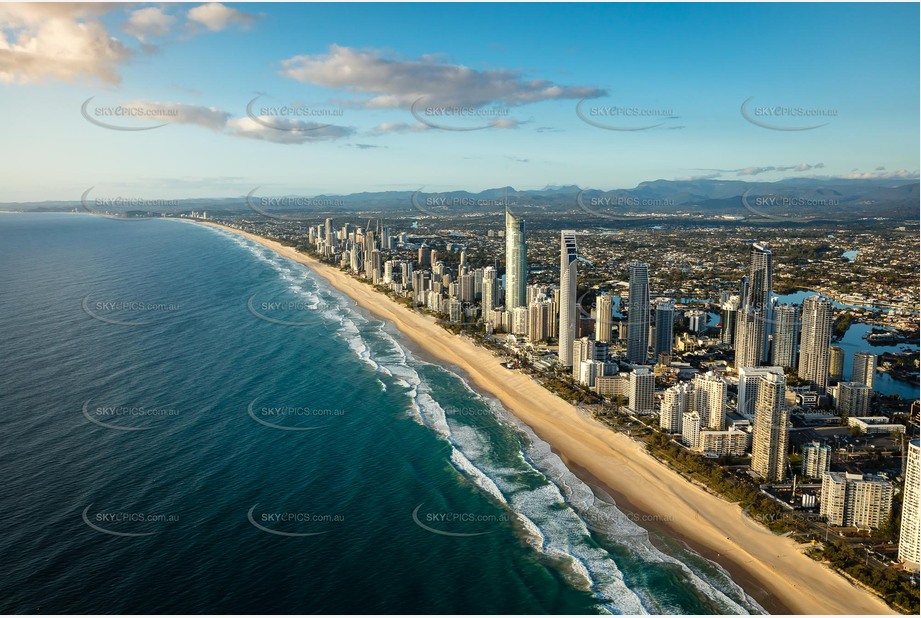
xmin=227 ymin=116 xmax=354 ymax=144
xmin=86 ymin=99 xmax=353 ymax=144
xmin=839 ymin=169 xmax=919 ymax=180
xmin=675 ymin=172 xmax=722 ymax=181
xmin=122 ymin=101 xmax=231 ymax=131
xmin=692 ymin=163 xmax=825 ymax=177
xmin=368 ymin=122 xmax=430 ymax=135
xmin=0 ymin=3 xmax=131 ymax=84
xmin=279 ymin=45 xmax=605 ymax=109
xmin=187 ymin=3 xmax=256 ymax=32
xmin=123 ymin=7 xmax=176 ymax=40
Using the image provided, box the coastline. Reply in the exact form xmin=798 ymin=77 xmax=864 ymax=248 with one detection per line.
xmin=198 ymin=221 xmax=896 ymax=616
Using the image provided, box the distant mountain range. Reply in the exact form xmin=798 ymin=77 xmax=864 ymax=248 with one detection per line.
xmin=4 ymin=177 xmax=918 ymax=222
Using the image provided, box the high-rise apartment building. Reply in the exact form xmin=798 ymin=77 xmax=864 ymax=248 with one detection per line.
xmin=558 ymin=231 xmax=578 ymax=367
xmin=798 ymin=296 xmax=833 ymax=393
xmin=821 ymin=472 xmax=893 ymax=529
xmin=899 ymin=440 xmax=920 ymax=569
xmin=772 ymin=304 xmax=800 ymax=369
xmin=751 ymin=371 xmax=789 ymax=482
xmin=595 ymin=294 xmax=613 ymax=344
xmin=654 ymin=302 xmax=675 ymax=358
xmin=626 ymin=262 xmax=650 ymax=364
xmin=852 ymin=351 xmax=877 ymax=390
xmin=504 ymin=209 xmax=527 ymax=310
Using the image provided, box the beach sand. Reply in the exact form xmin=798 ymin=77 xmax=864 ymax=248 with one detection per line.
xmin=200 ymin=221 xmax=895 ymax=615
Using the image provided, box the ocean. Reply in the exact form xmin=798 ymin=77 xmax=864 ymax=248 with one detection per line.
xmin=0 ymin=213 xmax=763 ymax=614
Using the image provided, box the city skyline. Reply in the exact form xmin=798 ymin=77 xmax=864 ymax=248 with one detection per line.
xmin=1 ymin=2 xmax=918 ymax=615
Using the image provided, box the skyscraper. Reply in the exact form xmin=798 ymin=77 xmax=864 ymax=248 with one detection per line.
xmin=528 ymin=299 xmax=556 ymax=343
xmin=829 ymin=346 xmax=845 ymax=382
xmin=734 ymin=307 xmax=764 ymax=369
xmin=558 ymin=231 xmax=578 ymax=368
xmin=746 ymin=243 xmax=773 ymax=362
xmin=682 ymin=410 xmax=702 ymax=449
xmin=628 ymin=367 xmax=655 ymax=413
xmin=720 ymin=295 xmax=740 ymax=345
xmin=899 ymin=440 xmax=920 ymax=569
xmin=751 ymin=371 xmax=789 ymax=483
xmin=626 ymin=262 xmax=650 ymax=364
xmin=504 ymin=209 xmax=527 ymax=310
xmin=481 ymin=266 xmax=497 ymax=312
xmin=798 ymin=295 xmax=833 ymax=394
xmin=324 ymin=217 xmax=334 ymax=247
xmin=571 ymin=337 xmax=594 ymax=381
xmin=595 ymin=294 xmax=613 ymax=344
xmin=654 ymin=302 xmax=675 ymax=358
xmin=852 ymin=351 xmax=877 ymax=390
xmin=771 ymin=304 xmax=800 ymax=369
xmin=660 ymin=381 xmax=694 ymax=433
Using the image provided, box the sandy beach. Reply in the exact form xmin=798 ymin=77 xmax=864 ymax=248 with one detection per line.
xmin=200 ymin=221 xmax=895 ymax=615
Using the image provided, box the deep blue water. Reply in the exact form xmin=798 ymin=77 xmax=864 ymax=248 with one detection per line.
xmin=0 ymin=214 xmax=764 ymax=614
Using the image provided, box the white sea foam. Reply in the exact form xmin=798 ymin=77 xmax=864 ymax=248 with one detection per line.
xmin=224 ymin=229 xmax=763 ymax=615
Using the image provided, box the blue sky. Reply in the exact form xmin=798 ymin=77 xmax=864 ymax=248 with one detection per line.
xmin=0 ymin=2 xmax=918 ymax=201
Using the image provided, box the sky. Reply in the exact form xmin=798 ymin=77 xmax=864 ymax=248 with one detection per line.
xmin=0 ymin=2 xmax=918 ymax=201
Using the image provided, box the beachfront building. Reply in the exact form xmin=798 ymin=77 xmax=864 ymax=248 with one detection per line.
xmin=505 ymin=209 xmax=527 ymax=310
xmin=579 ymin=359 xmax=604 ymax=388
xmin=798 ymin=295 xmax=833 ymax=394
xmin=626 ymin=262 xmax=650 ymax=364
xmin=899 ymin=440 xmax=921 ymax=570
xmin=820 ymin=472 xmax=893 ymax=529
xmin=571 ymin=337 xmax=594 ymax=381
xmin=481 ymin=266 xmax=497 ymax=312
xmin=628 ymin=367 xmax=655 ymax=414
xmin=852 ymin=351 xmax=878 ymax=390
xmin=558 ymin=231 xmax=578 ymax=368
xmin=751 ymin=371 xmax=789 ymax=483
xmin=660 ymin=381 xmax=694 ymax=433
xmin=700 ymin=429 xmax=748 ymax=456
xmin=511 ymin=307 xmax=529 ymax=337
xmin=801 ymin=442 xmax=831 ymax=479
xmin=528 ymin=299 xmax=557 ymax=343
xmin=681 ymin=411 xmax=701 ymax=448
xmin=693 ymin=370 xmax=727 ymax=430
xmin=595 ymin=374 xmax=629 ymax=399
xmin=595 ymin=294 xmax=613 ymax=344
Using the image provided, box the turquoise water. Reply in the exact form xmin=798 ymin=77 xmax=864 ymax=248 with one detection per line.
xmin=0 ymin=214 xmax=763 ymax=614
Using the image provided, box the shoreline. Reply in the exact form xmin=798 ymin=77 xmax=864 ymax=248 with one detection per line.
xmin=198 ymin=221 xmax=896 ymax=616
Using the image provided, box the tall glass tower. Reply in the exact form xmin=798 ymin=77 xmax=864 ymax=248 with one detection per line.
xmin=558 ymin=231 xmax=578 ymax=367
xmin=626 ymin=262 xmax=650 ymax=364
xmin=746 ymin=243 xmax=773 ymax=362
xmin=504 ymin=209 xmax=527 ymax=310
